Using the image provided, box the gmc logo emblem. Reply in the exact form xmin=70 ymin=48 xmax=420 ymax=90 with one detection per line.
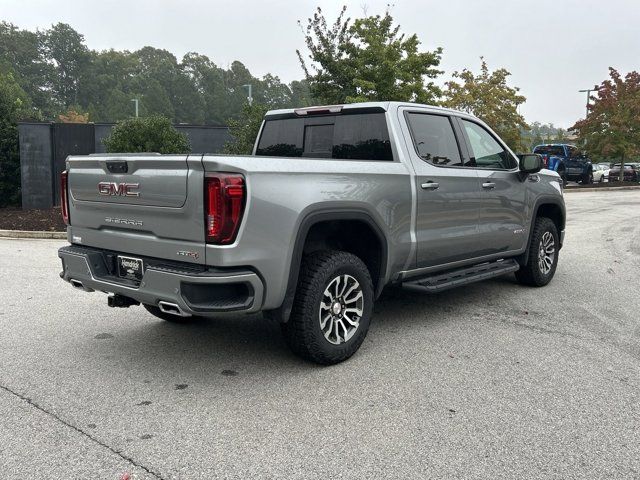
xmin=98 ymin=182 xmax=140 ymax=197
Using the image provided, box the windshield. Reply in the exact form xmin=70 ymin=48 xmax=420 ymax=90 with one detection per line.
xmin=533 ymin=146 xmax=565 ymax=157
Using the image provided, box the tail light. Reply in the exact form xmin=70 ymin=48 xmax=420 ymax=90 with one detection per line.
xmin=60 ymin=170 xmax=70 ymax=225
xmin=205 ymin=174 xmax=245 ymax=244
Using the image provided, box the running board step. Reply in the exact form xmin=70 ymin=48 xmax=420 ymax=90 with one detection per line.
xmin=402 ymin=259 xmax=520 ymax=294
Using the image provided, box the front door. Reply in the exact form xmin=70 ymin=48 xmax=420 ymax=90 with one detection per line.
xmin=400 ymin=109 xmax=483 ymax=268
xmin=457 ymin=118 xmax=527 ymax=255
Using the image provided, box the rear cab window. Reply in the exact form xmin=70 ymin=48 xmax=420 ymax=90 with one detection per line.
xmin=533 ymin=145 xmax=566 ymax=157
xmin=256 ymin=112 xmax=394 ymax=161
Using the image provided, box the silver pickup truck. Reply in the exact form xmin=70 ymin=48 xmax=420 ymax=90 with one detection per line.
xmin=58 ymin=102 xmax=565 ymax=364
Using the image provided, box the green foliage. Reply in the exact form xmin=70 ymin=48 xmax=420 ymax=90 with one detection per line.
xmin=0 ymin=22 xmax=307 ymax=124
xmin=297 ymin=6 xmax=442 ymax=105
xmin=443 ymin=58 xmax=529 ymax=152
xmin=103 ymin=116 xmax=190 ymax=154
xmin=0 ymin=71 xmax=34 ymax=206
xmin=43 ymin=23 xmax=89 ymax=109
xmin=223 ymin=103 xmax=270 ymax=155
xmin=571 ymin=68 xmax=640 ymax=180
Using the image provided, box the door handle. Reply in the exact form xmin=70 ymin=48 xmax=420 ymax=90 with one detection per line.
xmin=421 ymin=182 xmax=440 ymax=190
xmin=482 ymin=182 xmax=496 ymax=190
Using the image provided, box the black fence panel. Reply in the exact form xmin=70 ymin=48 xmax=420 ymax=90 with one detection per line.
xmin=18 ymin=123 xmax=54 ymax=209
xmin=52 ymin=123 xmax=95 ymax=204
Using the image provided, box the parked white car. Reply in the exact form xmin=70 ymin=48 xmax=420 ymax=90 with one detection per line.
xmin=593 ymin=163 xmax=609 ymax=183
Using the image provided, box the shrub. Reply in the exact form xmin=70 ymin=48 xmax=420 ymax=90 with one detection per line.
xmin=103 ymin=115 xmax=190 ymax=154
xmin=0 ymin=71 xmax=32 ymax=207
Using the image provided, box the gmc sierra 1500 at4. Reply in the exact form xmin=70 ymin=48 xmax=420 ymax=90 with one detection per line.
xmin=58 ymin=102 xmax=565 ymax=364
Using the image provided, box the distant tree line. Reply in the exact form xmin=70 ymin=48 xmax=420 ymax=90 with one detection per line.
xmin=0 ymin=21 xmax=313 ymax=124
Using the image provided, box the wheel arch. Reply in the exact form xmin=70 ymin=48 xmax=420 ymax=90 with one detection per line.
xmin=519 ymin=196 xmax=566 ymax=266
xmin=270 ymin=209 xmax=389 ymax=323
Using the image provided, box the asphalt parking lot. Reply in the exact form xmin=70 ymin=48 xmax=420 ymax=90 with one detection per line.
xmin=1 ymin=189 xmax=639 ymax=479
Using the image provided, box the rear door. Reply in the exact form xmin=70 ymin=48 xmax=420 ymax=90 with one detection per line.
xmin=400 ymin=108 xmax=483 ymax=268
xmin=67 ymin=154 xmax=206 ymax=264
xmin=457 ymin=118 xmax=527 ymax=255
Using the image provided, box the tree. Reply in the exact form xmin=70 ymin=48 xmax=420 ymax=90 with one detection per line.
xmin=570 ymin=68 xmax=640 ymax=181
xmin=103 ymin=115 xmax=190 ymax=154
xmin=223 ymin=103 xmax=269 ymax=155
xmin=297 ymin=6 xmax=443 ymax=105
xmin=0 ymin=22 xmax=53 ymax=116
xmin=443 ymin=58 xmax=529 ymax=152
xmin=0 ymin=71 xmax=34 ymax=206
xmin=43 ymin=23 xmax=89 ymax=110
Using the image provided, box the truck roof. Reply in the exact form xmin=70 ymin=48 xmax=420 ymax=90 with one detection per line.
xmin=265 ymin=101 xmax=467 ymax=119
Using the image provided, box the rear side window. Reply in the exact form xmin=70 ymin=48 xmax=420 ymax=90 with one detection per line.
xmin=256 ymin=113 xmax=393 ymax=161
xmin=405 ymin=112 xmax=463 ymax=166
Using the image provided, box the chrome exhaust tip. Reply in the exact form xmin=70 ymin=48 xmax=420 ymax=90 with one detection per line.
xmin=70 ymin=279 xmax=84 ymax=289
xmin=158 ymin=301 xmax=191 ymax=317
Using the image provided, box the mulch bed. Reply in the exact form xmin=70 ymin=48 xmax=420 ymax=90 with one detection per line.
xmin=565 ymin=181 xmax=640 ymax=190
xmin=0 ymin=207 xmax=66 ymax=231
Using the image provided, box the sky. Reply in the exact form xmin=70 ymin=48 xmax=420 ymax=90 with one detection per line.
xmin=2 ymin=0 xmax=639 ymax=128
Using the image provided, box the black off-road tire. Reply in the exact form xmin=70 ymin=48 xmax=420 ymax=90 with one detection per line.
xmin=557 ymin=165 xmax=568 ymax=186
xmin=515 ymin=217 xmax=559 ymax=287
xmin=143 ymin=304 xmax=196 ymax=323
xmin=281 ymin=250 xmax=374 ymax=365
xmin=581 ymin=171 xmax=593 ymax=185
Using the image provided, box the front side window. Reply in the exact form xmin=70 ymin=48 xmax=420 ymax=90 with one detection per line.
xmin=405 ymin=112 xmax=463 ymax=166
xmin=461 ymin=120 xmax=517 ymax=170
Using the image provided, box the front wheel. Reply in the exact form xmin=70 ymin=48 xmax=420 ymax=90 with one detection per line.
xmin=281 ymin=250 xmax=374 ymax=365
xmin=581 ymin=171 xmax=593 ymax=184
xmin=515 ymin=217 xmax=559 ymax=287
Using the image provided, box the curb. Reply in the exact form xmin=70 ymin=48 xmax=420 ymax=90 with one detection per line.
xmin=0 ymin=229 xmax=66 ymax=239
xmin=564 ymin=185 xmax=640 ymax=193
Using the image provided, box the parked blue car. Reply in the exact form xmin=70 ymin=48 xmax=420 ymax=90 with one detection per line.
xmin=533 ymin=144 xmax=593 ymax=184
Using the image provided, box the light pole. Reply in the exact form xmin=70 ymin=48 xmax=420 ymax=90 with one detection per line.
xmin=131 ymin=98 xmax=139 ymax=118
xmin=243 ymin=84 xmax=253 ymax=106
xmin=578 ymin=85 xmax=599 ymax=118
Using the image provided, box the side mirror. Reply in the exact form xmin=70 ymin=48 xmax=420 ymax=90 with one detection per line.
xmin=518 ymin=154 xmax=543 ymax=174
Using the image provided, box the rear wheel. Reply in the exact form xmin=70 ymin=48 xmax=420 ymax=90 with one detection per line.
xmin=281 ymin=250 xmax=374 ymax=365
xmin=143 ymin=304 xmax=196 ymax=323
xmin=515 ymin=217 xmax=559 ymax=287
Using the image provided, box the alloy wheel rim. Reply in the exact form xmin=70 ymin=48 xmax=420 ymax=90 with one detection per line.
xmin=538 ymin=231 xmax=556 ymax=275
xmin=319 ymin=274 xmax=363 ymax=345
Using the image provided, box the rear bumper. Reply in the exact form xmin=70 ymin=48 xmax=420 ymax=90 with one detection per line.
xmin=58 ymin=245 xmax=264 ymax=316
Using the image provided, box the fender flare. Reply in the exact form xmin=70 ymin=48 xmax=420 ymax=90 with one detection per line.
xmin=520 ymin=196 xmax=566 ymax=266
xmin=273 ymin=209 xmax=389 ymax=323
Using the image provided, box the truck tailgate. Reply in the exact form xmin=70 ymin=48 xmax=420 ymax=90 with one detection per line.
xmin=66 ymin=154 xmax=206 ymax=264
